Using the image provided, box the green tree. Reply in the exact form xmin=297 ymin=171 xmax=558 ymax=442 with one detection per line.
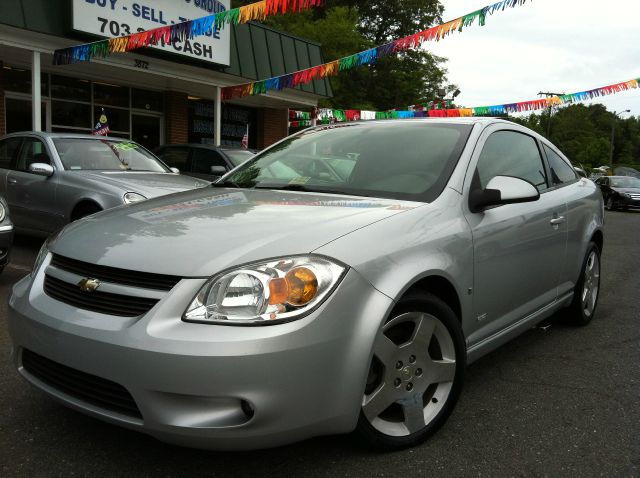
xmin=510 ymin=104 xmax=640 ymax=169
xmin=231 ymin=0 xmax=453 ymax=110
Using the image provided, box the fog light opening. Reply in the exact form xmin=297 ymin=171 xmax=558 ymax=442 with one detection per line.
xmin=241 ymin=400 xmax=255 ymax=420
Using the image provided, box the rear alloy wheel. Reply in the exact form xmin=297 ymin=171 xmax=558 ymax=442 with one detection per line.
xmin=357 ymin=294 xmax=465 ymax=450
xmin=566 ymin=242 xmax=601 ymax=325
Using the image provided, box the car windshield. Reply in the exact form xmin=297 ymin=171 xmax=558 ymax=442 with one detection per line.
xmin=224 ymin=149 xmax=255 ymax=167
xmin=221 ymin=122 xmax=473 ymax=202
xmin=610 ymin=177 xmax=640 ymax=188
xmin=52 ymin=138 xmax=169 ymax=172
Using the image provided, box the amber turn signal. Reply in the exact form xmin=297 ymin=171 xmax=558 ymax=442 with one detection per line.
xmin=268 ymin=278 xmax=289 ymax=305
xmin=285 ymin=267 xmax=318 ymax=306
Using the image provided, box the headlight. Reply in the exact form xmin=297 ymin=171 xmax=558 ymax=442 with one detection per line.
xmin=31 ymin=242 xmax=49 ymax=278
xmin=0 ymin=202 xmax=5 ymax=222
xmin=620 ymin=192 xmax=631 ymax=198
xmin=183 ymin=256 xmax=347 ymax=325
xmin=123 ymin=192 xmax=147 ymax=204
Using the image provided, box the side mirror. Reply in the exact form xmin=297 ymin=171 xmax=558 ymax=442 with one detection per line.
xmin=469 ymin=175 xmax=539 ymax=213
xmin=170 ymin=167 xmax=180 ymax=174
xmin=210 ymin=165 xmax=227 ymax=176
xmin=29 ymin=163 xmax=54 ymax=177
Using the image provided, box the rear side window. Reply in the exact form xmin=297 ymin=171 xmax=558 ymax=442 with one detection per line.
xmin=544 ymin=145 xmax=577 ymax=185
xmin=476 ymin=130 xmax=548 ymax=192
xmin=158 ymin=147 xmax=189 ymax=171
xmin=0 ymin=137 xmax=22 ymax=169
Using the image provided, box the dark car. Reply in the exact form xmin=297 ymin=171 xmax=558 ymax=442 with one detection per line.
xmin=0 ymin=195 xmax=14 ymax=273
xmin=155 ymin=144 xmax=256 ymax=181
xmin=595 ymin=175 xmax=640 ymax=210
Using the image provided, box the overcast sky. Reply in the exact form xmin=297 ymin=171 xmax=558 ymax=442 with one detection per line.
xmin=427 ymin=0 xmax=640 ymax=117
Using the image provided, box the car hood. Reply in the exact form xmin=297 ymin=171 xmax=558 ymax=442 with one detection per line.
xmin=612 ymin=187 xmax=640 ymax=194
xmin=50 ymin=188 xmax=421 ymax=277
xmin=71 ymin=171 xmax=210 ymax=197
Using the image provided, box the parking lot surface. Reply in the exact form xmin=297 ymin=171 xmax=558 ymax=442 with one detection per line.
xmin=1 ymin=212 xmax=638 ymax=477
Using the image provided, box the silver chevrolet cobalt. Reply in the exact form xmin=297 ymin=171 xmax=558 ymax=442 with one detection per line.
xmin=9 ymin=119 xmax=604 ymax=450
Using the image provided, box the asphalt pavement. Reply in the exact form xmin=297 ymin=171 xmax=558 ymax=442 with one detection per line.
xmin=1 ymin=212 xmax=638 ymax=477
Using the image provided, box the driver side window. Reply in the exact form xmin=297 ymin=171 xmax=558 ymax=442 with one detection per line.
xmin=16 ymin=138 xmax=51 ymax=172
xmin=476 ymin=131 xmax=548 ymax=192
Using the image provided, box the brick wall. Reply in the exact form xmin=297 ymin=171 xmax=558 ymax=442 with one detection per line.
xmin=0 ymin=61 xmax=5 ymax=136
xmin=165 ymin=91 xmax=188 ymax=144
xmin=257 ymin=108 xmax=288 ymax=149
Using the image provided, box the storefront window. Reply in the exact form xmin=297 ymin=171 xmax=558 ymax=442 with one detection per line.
xmin=51 ymin=74 xmax=91 ymax=102
xmin=132 ymin=88 xmax=163 ymax=112
xmin=2 ymin=65 xmax=48 ymax=96
xmin=221 ymin=105 xmax=256 ymax=149
xmin=5 ymin=98 xmax=46 ymax=134
xmin=93 ymin=82 xmax=129 ymax=108
xmin=52 ymin=101 xmax=91 ymax=128
xmin=188 ymin=99 xmax=216 ymax=144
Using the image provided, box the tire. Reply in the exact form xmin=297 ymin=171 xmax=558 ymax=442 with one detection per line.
xmin=72 ymin=203 xmax=102 ymax=221
xmin=356 ymin=293 xmax=466 ymax=450
xmin=605 ymin=196 xmax=616 ymax=211
xmin=566 ymin=242 xmax=601 ymax=326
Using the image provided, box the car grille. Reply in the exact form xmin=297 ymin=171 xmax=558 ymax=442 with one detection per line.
xmin=22 ymin=349 xmax=142 ymax=419
xmin=43 ymin=275 xmax=159 ymax=317
xmin=50 ymin=254 xmax=181 ymax=291
xmin=629 ymin=193 xmax=640 ymax=200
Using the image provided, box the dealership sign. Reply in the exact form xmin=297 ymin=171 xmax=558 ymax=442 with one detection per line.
xmin=72 ymin=0 xmax=230 ymax=66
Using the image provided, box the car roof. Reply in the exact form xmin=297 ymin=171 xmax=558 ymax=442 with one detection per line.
xmin=159 ymin=143 xmax=254 ymax=152
xmin=1 ymin=131 xmax=133 ymax=141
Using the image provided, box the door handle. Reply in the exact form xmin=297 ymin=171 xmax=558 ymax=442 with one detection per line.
xmin=550 ymin=216 xmax=566 ymax=225
xmin=7 ymin=178 xmax=17 ymax=185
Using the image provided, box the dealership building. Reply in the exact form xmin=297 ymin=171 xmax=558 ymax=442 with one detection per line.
xmin=0 ymin=0 xmax=331 ymax=150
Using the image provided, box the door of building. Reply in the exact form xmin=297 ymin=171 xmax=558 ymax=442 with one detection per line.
xmin=132 ymin=114 xmax=162 ymax=151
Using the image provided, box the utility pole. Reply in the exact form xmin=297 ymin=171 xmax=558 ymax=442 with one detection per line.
xmin=609 ymin=109 xmax=631 ymax=168
xmin=537 ymin=91 xmax=565 ymax=138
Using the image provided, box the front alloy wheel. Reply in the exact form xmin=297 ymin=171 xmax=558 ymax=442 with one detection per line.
xmin=357 ymin=293 xmax=465 ymax=450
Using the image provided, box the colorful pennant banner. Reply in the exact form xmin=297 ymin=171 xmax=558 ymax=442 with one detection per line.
xmin=222 ymin=0 xmax=530 ymax=100
xmin=290 ymin=78 xmax=640 ymax=125
xmin=53 ymin=0 xmax=323 ymax=65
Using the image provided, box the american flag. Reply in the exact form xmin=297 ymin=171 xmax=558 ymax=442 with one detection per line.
xmin=241 ymin=124 xmax=249 ymax=149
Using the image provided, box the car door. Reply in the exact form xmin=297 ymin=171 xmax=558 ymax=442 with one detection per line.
xmin=463 ymin=127 xmax=568 ymax=345
xmin=0 ymin=136 xmax=24 ymax=196
xmin=6 ymin=136 xmax=61 ymax=232
xmin=596 ymin=177 xmax=611 ymax=202
xmin=541 ymin=143 xmax=590 ymax=297
xmin=191 ymin=148 xmax=230 ymax=181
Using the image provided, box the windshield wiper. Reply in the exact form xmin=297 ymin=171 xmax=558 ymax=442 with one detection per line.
xmin=253 ymin=184 xmax=347 ymax=195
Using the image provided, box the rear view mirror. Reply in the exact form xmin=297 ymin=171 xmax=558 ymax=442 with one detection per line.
xmin=170 ymin=167 xmax=180 ymax=174
xmin=210 ymin=165 xmax=227 ymax=176
xmin=29 ymin=163 xmax=54 ymax=177
xmin=469 ymin=175 xmax=539 ymax=212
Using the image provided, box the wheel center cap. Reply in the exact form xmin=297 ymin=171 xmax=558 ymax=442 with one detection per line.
xmin=401 ymin=366 xmax=413 ymax=381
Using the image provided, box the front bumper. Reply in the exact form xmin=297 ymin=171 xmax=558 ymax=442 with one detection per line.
xmin=614 ymin=195 xmax=640 ymax=209
xmin=8 ymin=261 xmax=393 ymax=450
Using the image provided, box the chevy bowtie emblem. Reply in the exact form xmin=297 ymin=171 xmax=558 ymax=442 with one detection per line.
xmin=77 ymin=278 xmax=101 ymax=293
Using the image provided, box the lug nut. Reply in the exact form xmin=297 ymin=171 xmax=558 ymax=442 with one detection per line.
xmin=394 ymin=378 xmax=401 ymax=387
xmin=409 ymin=355 xmax=416 ymax=363
xmin=395 ymin=361 xmax=403 ymax=369
xmin=406 ymin=383 xmax=413 ymax=391
xmin=415 ymin=368 xmax=422 ymax=376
